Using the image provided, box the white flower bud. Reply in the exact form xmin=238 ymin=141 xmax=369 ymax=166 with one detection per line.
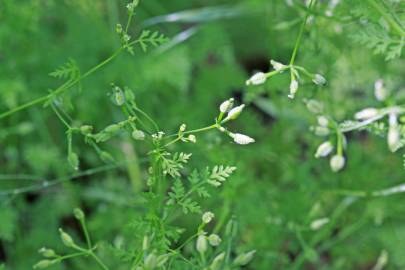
xmin=219 ymin=98 xmax=234 ymax=113
xmin=132 ymin=130 xmax=145 ymax=140
xmin=288 ymin=80 xmax=298 ymax=99
xmin=374 ymin=79 xmax=388 ymax=101
xmin=202 ymin=212 xmax=214 ymax=224
xmin=246 ymin=72 xmax=267 ymax=86
xmin=187 ymin=134 xmax=196 ymax=143
xmin=312 ymin=74 xmax=326 ymax=85
xmin=354 ymin=108 xmax=379 ymax=120
xmin=208 ymin=234 xmax=221 ymax=246
xmin=224 ymin=104 xmax=245 ymax=122
xmin=179 ymin=124 xmax=186 ymax=132
xmin=317 ymin=116 xmax=329 ymax=127
xmin=310 ymin=218 xmax=330 ymax=230
xmin=230 ymin=133 xmax=255 ymax=145
xmin=330 ymin=155 xmax=345 ymax=172
xmin=234 ymin=250 xmax=256 ymax=266
xmin=388 ymin=113 xmax=400 ymax=152
xmin=270 ymin=59 xmax=286 ymax=71
xmin=196 ymin=235 xmax=208 ymax=254
xmin=315 ymin=141 xmax=334 ymax=158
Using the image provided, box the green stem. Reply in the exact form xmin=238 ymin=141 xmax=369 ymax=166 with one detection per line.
xmin=89 ymin=252 xmax=110 ymax=270
xmin=0 ymin=48 xmax=123 ymax=120
xmin=289 ymin=0 xmax=316 ymax=65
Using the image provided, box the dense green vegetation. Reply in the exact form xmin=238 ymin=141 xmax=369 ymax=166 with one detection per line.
xmin=0 ymin=0 xmax=404 ymax=269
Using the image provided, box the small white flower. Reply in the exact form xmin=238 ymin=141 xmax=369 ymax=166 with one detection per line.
xmin=179 ymin=124 xmax=186 ymax=132
xmin=310 ymin=218 xmax=330 ymax=230
xmin=315 ymin=141 xmax=334 ymax=158
xmin=202 ymin=212 xmax=214 ymax=224
xmin=330 ymin=155 xmax=345 ymax=172
xmin=270 ymin=59 xmax=286 ymax=71
xmin=317 ymin=116 xmax=329 ymax=127
xmin=374 ymin=79 xmax=388 ymax=101
xmin=354 ymin=108 xmax=379 ymax=120
xmin=312 ymin=74 xmax=326 ymax=85
xmin=224 ymin=104 xmax=245 ymax=122
xmin=196 ymin=234 xmax=207 ymax=254
xmin=288 ymin=80 xmax=298 ymax=99
xmin=219 ymin=98 xmax=234 ymax=113
xmin=132 ymin=130 xmax=145 ymax=140
xmin=187 ymin=134 xmax=196 ymax=143
xmin=388 ymin=113 xmax=400 ymax=152
xmin=230 ymin=133 xmax=255 ymax=145
xmin=208 ymin=234 xmax=221 ymax=246
xmin=246 ymin=72 xmax=267 ymax=86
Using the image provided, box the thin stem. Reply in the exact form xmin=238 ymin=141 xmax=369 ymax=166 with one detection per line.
xmin=80 ymin=219 xmax=92 ymax=250
xmin=89 ymin=252 xmax=110 ymax=270
xmin=0 ymin=48 xmax=123 ymax=120
xmin=289 ymin=0 xmax=316 ymax=65
xmin=51 ymin=103 xmax=71 ymax=129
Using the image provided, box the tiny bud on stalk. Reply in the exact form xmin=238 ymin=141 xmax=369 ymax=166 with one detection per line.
xmin=330 ymin=155 xmax=345 ymax=172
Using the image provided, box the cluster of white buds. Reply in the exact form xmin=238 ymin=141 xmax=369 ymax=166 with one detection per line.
xmin=202 ymin=211 xmax=214 ymax=224
xmin=126 ymin=0 xmax=139 ymax=13
xmin=314 ymin=141 xmax=345 ymax=172
xmin=246 ymin=72 xmax=267 ymax=86
xmin=151 ymin=131 xmax=165 ymax=140
xmin=218 ymin=98 xmax=256 ymax=145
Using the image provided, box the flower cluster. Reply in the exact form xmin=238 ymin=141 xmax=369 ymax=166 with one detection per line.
xmin=245 ymin=59 xmax=326 ymax=99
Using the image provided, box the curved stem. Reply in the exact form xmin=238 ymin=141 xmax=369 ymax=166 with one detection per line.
xmin=289 ymin=0 xmax=316 ymax=65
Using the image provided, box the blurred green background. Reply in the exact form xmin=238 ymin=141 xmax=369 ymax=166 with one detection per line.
xmin=1 ymin=0 xmax=405 ymax=269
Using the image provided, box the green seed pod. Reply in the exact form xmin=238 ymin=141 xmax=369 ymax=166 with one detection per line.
xmin=144 ymin=253 xmax=157 ymax=270
xmin=234 ymin=250 xmax=256 ymax=266
xmin=210 ymin=252 xmax=225 ymax=270
xmin=105 ymin=124 xmax=121 ymax=134
xmin=33 ymin=260 xmax=54 ymax=269
xmin=80 ymin=125 xmax=93 ymax=135
xmin=38 ymin=247 xmax=56 ymax=258
xmin=59 ymin=228 xmax=75 ymax=248
xmin=67 ymin=152 xmax=79 ymax=170
xmin=100 ymin=151 xmax=115 ymax=163
xmin=124 ymin=88 xmax=135 ymax=102
xmin=73 ymin=208 xmax=85 ymax=221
